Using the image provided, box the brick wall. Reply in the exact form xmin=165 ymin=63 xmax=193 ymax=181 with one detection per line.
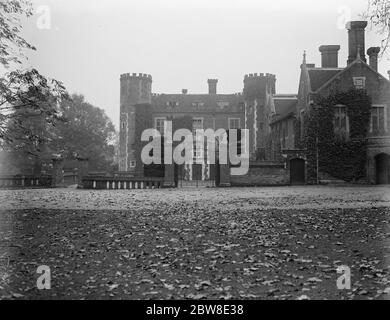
xmin=230 ymin=161 xmax=289 ymax=186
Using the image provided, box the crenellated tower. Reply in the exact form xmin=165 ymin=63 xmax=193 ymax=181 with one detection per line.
xmin=243 ymin=73 xmax=276 ymax=159
xmin=119 ymin=73 xmax=152 ymax=173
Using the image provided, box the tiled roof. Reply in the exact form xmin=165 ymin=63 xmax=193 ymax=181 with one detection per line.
xmin=307 ymin=68 xmax=343 ymax=92
xmin=271 ymin=96 xmax=298 ymax=124
xmin=151 ymin=93 xmax=244 ymax=113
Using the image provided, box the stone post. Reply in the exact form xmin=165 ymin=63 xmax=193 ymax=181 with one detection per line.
xmin=76 ymin=157 xmax=89 ymax=188
xmin=219 ymin=163 xmax=231 ymax=187
xmin=51 ymin=157 xmax=64 ymax=188
xmin=163 ymin=164 xmax=176 ymax=188
xmin=367 ymin=157 xmax=376 ymax=185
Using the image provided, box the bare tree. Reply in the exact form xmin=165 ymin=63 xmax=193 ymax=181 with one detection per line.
xmin=363 ymin=0 xmax=390 ymax=56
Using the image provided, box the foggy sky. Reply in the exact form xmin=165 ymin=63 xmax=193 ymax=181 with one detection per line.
xmin=21 ymin=0 xmax=390 ymax=128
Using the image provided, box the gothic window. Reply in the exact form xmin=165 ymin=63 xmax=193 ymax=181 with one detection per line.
xmin=371 ymin=105 xmax=387 ymax=134
xmin=334 ymin=105 xmax=349 ymax=141
xmin=121 ymin=122 xmax=126 ymax=131
xmin=229 ymin=118 xmax=241 ymax=130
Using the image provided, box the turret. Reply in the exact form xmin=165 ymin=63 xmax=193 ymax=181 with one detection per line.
xmin=120 ymin=73 xmax=152 ymax=108
xmin=243 ymin=73 xmax=276 ymax=101
xmin=243 ymin=73 xmax=277 ymax=158
xmin=119 ymin=73 xmax=152 ymax=173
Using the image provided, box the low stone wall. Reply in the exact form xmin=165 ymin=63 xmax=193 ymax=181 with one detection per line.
xmin=0 ymin=175 xmax=52 ymax=189
xmin=230 ymin=161 xmax=290 ymax=186
xmin=82 ymin=176 xmax=164 ymax=189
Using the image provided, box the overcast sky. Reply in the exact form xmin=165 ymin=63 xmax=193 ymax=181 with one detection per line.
xmin=22 ymin=0 xmax=390 ymax=129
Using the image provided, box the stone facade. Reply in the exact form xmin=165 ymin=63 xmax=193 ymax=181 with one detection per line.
xmin=119 ymin=20 xmax=390 ymax=186
xmin=230 ymin=162 xmax=290 ymax=186
xmin=118 ymin=73 xmax=277 ymax=183
xmin=262 ymin=20 xmax=390 ymax=185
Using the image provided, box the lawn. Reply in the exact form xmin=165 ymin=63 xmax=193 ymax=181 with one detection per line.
xmin=0 ymin=186 xmax=389 ymax=300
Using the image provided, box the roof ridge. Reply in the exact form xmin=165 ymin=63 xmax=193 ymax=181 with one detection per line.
xmin=313 ymin=57 xmax=390 ymax=93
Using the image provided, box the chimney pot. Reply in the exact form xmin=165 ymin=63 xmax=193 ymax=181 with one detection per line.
xmin=207 ymin=79 xmax=218 ymax=95
xmin=367 ymin=47 xmax=380 ymax=72
xmin=346 ymin=21 xmax=368 ymax=64
xmin=182 ymin=89 xmax=188 ymax=95
xmin=319 ymin=45 xmax=340 ymax=68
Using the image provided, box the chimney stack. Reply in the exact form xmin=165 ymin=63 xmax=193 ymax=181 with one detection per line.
xmin=346 ymin=21 xmax=368 ymax=64
xmin=367 ymin=47 xmax=380 ymax=72
xmin=208 ymin=79 xmax=218 ymax=95
xmin=319 ymin=45 xmax=340 ymax=68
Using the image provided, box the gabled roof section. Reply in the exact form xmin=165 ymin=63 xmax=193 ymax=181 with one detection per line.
xmin=307 ymin=68 xmax=343 ymax=92
xmin=313 ymin=57 xmax=390 ymax=94
xmin=151 ymin=93 xmax=244 ymax=113
xmin=270 ymin=95 xmax=298 ymax=124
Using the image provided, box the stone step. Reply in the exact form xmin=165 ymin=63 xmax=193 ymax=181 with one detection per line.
xmin=319 ymin=179 xmax=347 ymax=185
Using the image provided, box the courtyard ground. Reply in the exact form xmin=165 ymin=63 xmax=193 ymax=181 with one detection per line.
xmin=0 ymin=186 xmax=389 ymax=300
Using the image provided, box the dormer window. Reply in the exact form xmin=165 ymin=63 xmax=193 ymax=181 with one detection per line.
xmin=167 ymin=101 xmax=179 ymax=108
xmin=217 ymin=101 xmax=229 ymax=109
xmin=353 ymin=77 xmax=366 ymax=89
xmin=192 ymin=102 xmax=204 ymax=108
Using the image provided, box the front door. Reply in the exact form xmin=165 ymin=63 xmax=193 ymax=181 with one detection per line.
xmin=290 ymin=158 xmax=305 ymax=185
xmin=376 ymin=154 xmax=390 ymax=185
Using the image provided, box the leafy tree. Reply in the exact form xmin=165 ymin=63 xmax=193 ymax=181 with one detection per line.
xmin=0 ymin=0 xmax=69 ymax=148
xmin=363 ymin=0 xmax=390 ymax=55
xmin=53 ymin=94 xmax=116 ymax=171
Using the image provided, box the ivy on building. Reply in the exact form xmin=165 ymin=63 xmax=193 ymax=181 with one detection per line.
xmin=304 ymin=89 xmax=371 ymax=183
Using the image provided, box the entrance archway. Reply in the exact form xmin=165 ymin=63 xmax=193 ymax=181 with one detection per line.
xmin=290 ymin=158 xmax=305 ymax=185
xmin=375 ymin=153 xmax=390 ymax=185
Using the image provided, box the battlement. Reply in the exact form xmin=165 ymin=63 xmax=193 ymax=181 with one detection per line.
xmin=120 ymin=73 xmax=152 ymax=80
xmin=244 ymin=73 xmax=276 ymax=79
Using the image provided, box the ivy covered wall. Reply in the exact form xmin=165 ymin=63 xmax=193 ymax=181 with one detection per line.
xmin=304 ymin=89 xmax=371 ymax=183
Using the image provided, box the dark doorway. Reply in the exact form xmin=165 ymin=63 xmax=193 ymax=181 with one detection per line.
xmin=192 ymin=164 xmax=203 ymax=181
xmin=290 ymin=158 xmax=305 ymax=185
xmin=375 ymin=153 xmax=390 ymax=185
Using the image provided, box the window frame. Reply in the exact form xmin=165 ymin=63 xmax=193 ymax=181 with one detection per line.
xmin=353 ymin=77 xmax=366 ymax=89
xmin=370 ymin=105 xmax=387 ymax=134
xmin=228 ymin=118 xmax=241 ymax=130
xmin=154 ymin=117 xmax=167 ymax=135
xmin=333 ymin=104 xmax=349 ymax=141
